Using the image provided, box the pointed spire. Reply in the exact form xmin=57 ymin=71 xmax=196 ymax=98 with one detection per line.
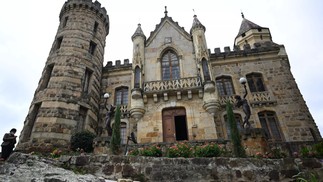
xmin=131 ymin=23 xmax=146 ymax=41
xmin=191 ymin=14 xmax=206 ymax=33
xmin=236 ymin=14 xmax=264 ymax=38
xmin=164 ymin=6 xmax=168 ymax=17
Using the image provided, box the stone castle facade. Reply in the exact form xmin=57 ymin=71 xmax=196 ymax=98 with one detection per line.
xmin=17 ymin=0 xmax=321 ymax=151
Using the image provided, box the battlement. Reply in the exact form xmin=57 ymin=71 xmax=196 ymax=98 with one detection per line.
xmin=104 ymin=59 xmax=132 ymax=68
xmin=210 ymin=41 xmax=281 ymax=58
xmin=59 ymin=0 xmax=109 ymax=35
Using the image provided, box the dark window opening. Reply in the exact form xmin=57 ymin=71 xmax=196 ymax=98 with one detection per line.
xmin=258 ymin=28 xmax=262 ymax=32
xmin=242 ymin=33 xmax=246 ymax=37
xmin=309 ymin=128 xmax=318 ymax=142
xmin=134 ymin=66 xmax=141 ymax=88
xmin=39 ymin=64 xmax=54 ymax=90
xmin=260 ymin=35 xmax=263 ymax=40
xmin=202 ymin=59 xmax=211 ymax=81
xmin=216 ymin=76 xmax=235 ymax=96
xmin=78 ymin=106 xmax=88 ymax=132
xmin=93 ymin=21 xmax=99 ymax=33
xmin=89 ymin=41 xmax=97 ymax=55
xmin=174 ymin=115 xmax=188 ymax=141
xmin=55 ymin=37 xmax=63 ymax=50
xmin=120 ymin=122 xmax=127 ymax=144
xmin=63 ymin=16 xmax=68 ymax=28
xmin=246 ymin=73 xmax=266 ymax=92
xmin=82 ymin=68 xmax=93 ymax=94
xmin=23 ymin=102 xmax=41 ymax=142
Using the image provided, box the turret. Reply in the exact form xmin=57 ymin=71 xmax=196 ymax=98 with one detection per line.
xmin=16 ymin=0 xmax=109 ymax=152
xmin=235 ymin=13 xmax=272 ymax=50
xmin=129 ymin=23 xmax=146 ymax=121
xmin=190 ymin=14 xmax=217 ymax=116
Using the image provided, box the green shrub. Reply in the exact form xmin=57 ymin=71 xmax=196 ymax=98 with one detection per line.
xmin=194 ymin=143 xmax=221 ymax=157
xmin=110 ymin=105 xmax=121 ymax=154
xmin=128 ymin=145 xmax=162 ymax=157
xmin=70 ymin=130 xmax=96 ymax=153
xmin=313 ymin=141 xmax=323 ymax=158
xmin=167 ymin=142 xmax=193 ymax=158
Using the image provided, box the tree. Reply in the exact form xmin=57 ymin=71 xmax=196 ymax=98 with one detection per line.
xmin=110 ymin=105 xmax=121 ymax=154
xmin=226 ymin=102 xmax=246 ymax=157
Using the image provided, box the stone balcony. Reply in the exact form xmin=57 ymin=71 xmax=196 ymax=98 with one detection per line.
xmin=142 ymin=77 xmax=203 ymax=102
xmin=218 ymin=91 xmax=276 ymax=107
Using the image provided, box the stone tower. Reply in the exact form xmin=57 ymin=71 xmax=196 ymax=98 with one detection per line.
xmin=17 ymin=0 xmax=109 ymax=152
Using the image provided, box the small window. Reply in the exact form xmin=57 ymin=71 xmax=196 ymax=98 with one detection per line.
xmin=258 ymin=28 xmax=262 ymax=32
xmin=78 ymin=106 xmax=88 ymax=132
xmin=115 ymin=87 xmax=129 ymax=105
xmin=202 ymin=59 xmax=211 ymax=81
xmin=241 ymin=33 xmax=246 ymax=37
xmin=55 ymin=37 xmax=63 ymax=50
xmin=82 ymin=68 xmax=93 ymax=94
xmin=39 ymin=64 xmax=54 ymax=90
xmin=258 ymin=111 xmax=282 ymax=141
xmin=93 ymin=21 xmax=99 ymax=33
xmin=120 ymin=122 xmax=127 ymax=144
xmin=63 ymin=16 xmax=68 ymax=28
xmin=246 ymin=73 xmax=266 ymax=92
xmin=216 ymin=76 xmax=235 ymax=96
xmin=134 ymin=66 xmax=141 ymax=88
xmin=89 ymin=41 xmax=97 ymax=55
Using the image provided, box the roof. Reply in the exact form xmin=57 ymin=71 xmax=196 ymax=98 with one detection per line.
xmin=236 ymin=17 xmax=267 ymax=38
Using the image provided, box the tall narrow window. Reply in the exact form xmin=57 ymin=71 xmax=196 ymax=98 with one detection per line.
xmin=161 ymin=50 xmax=180 ymax=80
xmin=78 ymin=106 xmax=88 ymax=132
xmin=246 ymin=73 xmax=266 ymax=92
xmin=82 ymin=68 xmax=93 ymax=94
xmin=120 ymin=122 xmax=127 ymax=144
xmin=93 ymin=21 xmax=99 ymax=33
xmin=224 ymin=114 xmax=242 ymax=139
xmin=134 ymin=66 xmax=140 ymax=88
xmin=63 ymin=16 xmax=68 ymax=28
xmin=202 ymin=59 xmax=211 ymax=81
xmin=23 ymin=102 xmax=41 ymax=142
xmin=216 ymin=76 xmax=235 ymax=96
xmin=39 ymin=64 xmax=54 ymax=90
xmin=55 ymin=36 xmax=63 ymax=50
xmin=115 ymin=87 xmax=128 ymax=105
xmin=258 ymin=111 xmax=282 ymax=141
xmin=89 ymin=41 xmax=97 ymax=55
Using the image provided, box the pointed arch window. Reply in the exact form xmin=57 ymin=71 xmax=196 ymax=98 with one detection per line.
xmin=246 ymin=73 xmax=266 ymax=92
xmin=216 ymin=76 xmax=235 ymax=96
xmin=202 ymin=59 xmax=211 ymax=81
xmin=115 ymin=87 xmax=128 ymax=105
xmin=161 ymin=50 xmax=180 ymax=80
xmin=258 ymin=111 xmax=282 ymax=141
xmin=134 ymin=66 xmax=141 ymax=88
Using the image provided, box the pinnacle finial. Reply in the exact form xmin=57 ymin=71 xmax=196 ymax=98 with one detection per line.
xmin=241 ymin=12 xmax=245 ymax=19
xmin=164 ymin=6 xmax=168 ymax=17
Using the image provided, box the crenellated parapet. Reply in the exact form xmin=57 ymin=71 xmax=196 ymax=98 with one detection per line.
xmin=60 ymin=0 xmax=109 ymax=35
xmin=210 ymin=41 xmax=281 ymax=58
xmin=104 ymin=59 xmax=132 ymax=69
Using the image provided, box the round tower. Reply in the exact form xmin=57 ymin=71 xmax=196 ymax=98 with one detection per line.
xmin=16 ymin=0 xmax=109 ymax=152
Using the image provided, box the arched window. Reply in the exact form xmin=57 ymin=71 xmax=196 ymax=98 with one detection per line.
xmin=216 ymin=76 xmax=235 ymax=96
xmin=258 ymin=111 xmax=282 ymax=141
xmin=224 ymin=114 xmax=243 ymax=139
xmin=161 ymin=50 xmax=180 ymax=80
xmin=115 ymin=87 xmax=128 ymax=105
xmin=202 ymin=59 xmax=211 ymax=81
xmin=246 ymin=73 xmax=266 ymax=92
xmin=134 ymin=66 xmax=140 ymax=88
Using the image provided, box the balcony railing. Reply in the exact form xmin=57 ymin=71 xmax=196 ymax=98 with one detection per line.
xmin=143 ymin=77 xmax=202 ymax=93
xmin=218 ymin=91 xmax=276 ymax=107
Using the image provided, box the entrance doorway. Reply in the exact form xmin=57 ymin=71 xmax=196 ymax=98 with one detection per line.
xmin=162 ymin=108 xmax=188 ymax=142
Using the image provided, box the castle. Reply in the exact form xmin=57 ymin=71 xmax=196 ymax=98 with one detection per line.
xmin=16 ymin=0 xmax=321 ymax=152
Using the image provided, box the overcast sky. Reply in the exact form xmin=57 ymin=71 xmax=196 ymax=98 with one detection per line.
xmin=0 ymin=0 xmax=322 ymax=140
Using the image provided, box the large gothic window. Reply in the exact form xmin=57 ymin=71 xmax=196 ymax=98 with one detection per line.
xmin=134 ymin=66 xmax=140 ymax=88
xmin=161 ymin=50 xmax=180 ymax=80
xmin=115 ymin=87 xmax=128 ymax=105
xmin=216 ymin=76 xmax=235 ymax=96
xmin=246 ymin=73 xmax=266 ymax=92
xmin=258 ymin=111 xmax=282 ymax=141
xmin=202 ymin=59 xmax=211 ymax=81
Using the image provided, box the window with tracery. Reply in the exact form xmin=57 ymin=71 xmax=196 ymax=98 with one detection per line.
xmin=246 ymin=73 xmax=266 ymax=92
xmin=258 ymin=111 xmax=282 ymax=141
xmin=161 ymin=50 xmax=180 ymax=80
xmin=115 ymin=87 xmax=128 ymax=105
